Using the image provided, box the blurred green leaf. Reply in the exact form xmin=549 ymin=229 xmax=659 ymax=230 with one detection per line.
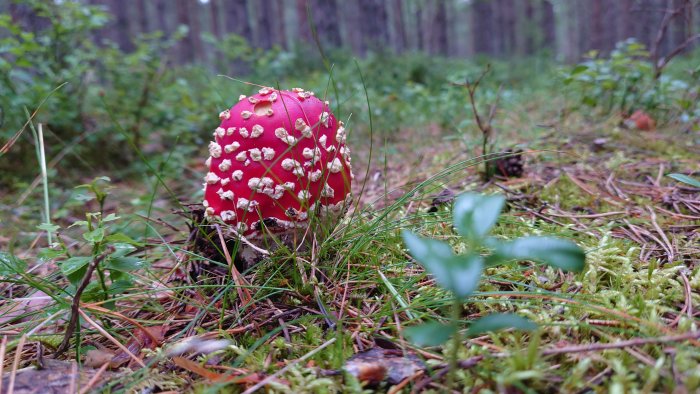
xmin=668 ymin=173 xmax=700 ymax=188
xmin=83 ymin=228 xmax=105 ymax=244
xmin=404 ymin=321 xmax=456 ymax=347
xmin=488 ymin=236 xmax=585 ymax=272
xmin=0 ymin=252 xmax=27 ymax=276
xmin=452 ymin=193 xmax=505 ymax=242
xmin=105 ymin=256 xmax=145 ymax=272
xmin=402 ymin=231 xmax=484 ymax=299
xmin=467 ymin=314 xmax=537 ymax=337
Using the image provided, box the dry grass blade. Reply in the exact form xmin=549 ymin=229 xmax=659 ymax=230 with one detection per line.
xmin=78 ymin=362 xmax=110 ymax=394
xmin=78 ymin=309 xmax=146 ymax=368
xmin=215 ymin=224 xmax=252 ymax=306
xmin=8 ymin=335 xmax=26 ymax=394
xmin=0 ymin=336 xmax=7 ymax=394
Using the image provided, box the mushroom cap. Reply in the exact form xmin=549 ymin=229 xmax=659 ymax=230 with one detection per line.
xmin=202 ymin=87 xmax=353 ymax=238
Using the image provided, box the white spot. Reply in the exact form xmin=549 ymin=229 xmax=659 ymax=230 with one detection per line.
xmin=236 ymin=151 xmax=247 ymax=161
xmin=203 ymin=199 xmax=209 ymax=207
xmin=308 ymin=169 xmax=322 ymax=182
xmin=250 ymin=124 xmax=264 ymax=138
xmin=274 ymin=127 xmax=288 ymax=139
xmin=221 ymin=177 xmax=230 ymax=186
xmin=220 ymin=210 xmax=236 ymax=221
xmin=336 ymin=126 xmax=346 ymax=143
xmin=262 ymin=147 xmax=275 ymax=160
xmin=265 ymin=108 xmax=274 ymax=117
xmin=272 ymin=182 xmax=295 ymax=199
xmin=226 ymin=127 xmax=236 ymax=136
xmin=244 ymin=159 xmax=251 ymax=166
xmin=319 ymin=112 xmax=329 ymax=128
xmin=237 ymin=198 xmax=259 ymax=212
xmin=269 ymin=92 xmax=278 ymax=102
xmin=205 ymin=207 xmax=215 ymax=217
xmin=239 ymin=127 xmax=249 ymax=138
xmin=208 ymin=141 xmax=222 ymax=158
xmin=303 ymin=147 xmax=321 ymax=163
xmin=292 ymin=87 xmax=304 ymax=93
xmin=238 ymin=95 xmax=247 ymax=101
xmin=319 ymin=135 xmax=327 ymax=148
xmin=224 ymin=142 xmax=240 ymax=153
xmin=248 ymin=96 xmax=259 ymax=104
xmin=241 ymin=111 xmax=252 ymax=119
xmin=205 ymin=172 xmax=220 ymax=184
xmin=295 ymin=118 xmax=307 ymax=131
xmin=249 ymin=148 xmax=262 ymax=161
xmin=215 ymin=127 xmax=226 ymax=137
xmin=232 ymin=170 xmax=243 ymax=181
xmin=218 ymin=159 xmax=232 ymax=172
xmin=217 ymin=188 xmax=234 ymax=200
xmin=259 ymin=87 xmax=271 ymax=95
xmin=219 ymin=109 xmax=230 ymax=120
xmin=326 ymin=145 xmax=337 ymax=153
xmin=328 ymin=157 xmax=343 ymax=173
xmin=282 ymin=158 xmax=301 ymax=171
xmin=205 ymin=157 xmax=212 ymax=167
xmin=297 ymin=190 xmax=310 ymax=201
xmin=321 ymin=184 xmax=334 ymax=198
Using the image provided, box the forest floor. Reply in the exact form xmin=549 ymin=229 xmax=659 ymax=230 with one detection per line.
xmin=1 ymin=86 xmax=700 ymax=393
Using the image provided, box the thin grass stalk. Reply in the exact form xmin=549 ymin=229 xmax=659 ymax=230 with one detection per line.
xmin=37 ymin=123 xmax=52 ymax=244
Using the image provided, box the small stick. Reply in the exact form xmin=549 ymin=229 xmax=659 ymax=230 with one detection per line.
xmin=57 ymin=248 xmax=114 ymax=355
xmin=241 ymin=338 xmax=337 ymax=394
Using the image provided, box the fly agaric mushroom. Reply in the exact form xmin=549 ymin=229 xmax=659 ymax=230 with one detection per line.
xmin=202 ymin=87 xmax=353 ymax=263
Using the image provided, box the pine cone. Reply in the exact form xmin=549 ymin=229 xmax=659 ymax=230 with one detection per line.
xmin=495 ymin=149 xmax=524 ymax=178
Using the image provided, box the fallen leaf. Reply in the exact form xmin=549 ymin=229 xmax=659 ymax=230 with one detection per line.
xmin=110 ymin=325 xmax=166 ymax=368
xmin=172 ymin=357 xmax=263 ymax=385
xmin=344 ymin=347 xmax=425 ymax=385
xmin=84 ymin=348 xmax=115 ymax=368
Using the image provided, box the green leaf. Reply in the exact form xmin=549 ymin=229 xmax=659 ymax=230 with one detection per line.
xmin=467 ymin=313 xmax=537 ymax=337
xmin=105 ymin=256 xmax=145 ymax=272
xmin=104 ymin=233 xmax=144 ymax=247
xmin=37 ymin=223 xmax=60 ymax=233
xmin=452 ymin=193 xmax=505 ymax=242
xmin=0 ymin=252 xmax=27 ymax=276
xmin=569 ymin=65 xmax=588 ymax=75
xmin=489 ymin=236 xmax=585 ymax=272
xmin=404 ymin=321 xmax=456 ymax=347
xmin=83 ymin=228 xmax=105 ymax=244
xmin=103 ymin=213 xmax=120 ymax=222
xmin=402 ymin=231 xmax=484 ymax=299
xmin=668 ymin=173 xmax=700 ymax=188
xmin=60 ymin=256 xmax=92 ymax=286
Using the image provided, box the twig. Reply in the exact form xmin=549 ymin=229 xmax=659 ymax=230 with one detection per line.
xmin=56 ymin=248 xmax=114 ymax=355
xmin=241 ymin=338 xmax=337 ymax=394
xmin=541 ymin=330 xmax=700 ymax=356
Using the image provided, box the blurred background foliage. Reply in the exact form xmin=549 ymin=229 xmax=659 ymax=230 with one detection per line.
xmin=0 ymin=0 xmax=699 ymax=190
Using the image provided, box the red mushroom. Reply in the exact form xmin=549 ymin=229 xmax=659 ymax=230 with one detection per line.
xmin=202 ymin=87 xmax=353 ymax=261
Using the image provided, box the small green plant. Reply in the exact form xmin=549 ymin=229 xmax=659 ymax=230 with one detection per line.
xmin=401 ymin=192 xmax=585 ymax=386
xmin=40 ymin=177 xmax=145 ymax=353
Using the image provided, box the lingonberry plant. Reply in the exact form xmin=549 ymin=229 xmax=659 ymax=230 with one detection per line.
xmin=402 ymin=192 xmax=586 ymax=386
